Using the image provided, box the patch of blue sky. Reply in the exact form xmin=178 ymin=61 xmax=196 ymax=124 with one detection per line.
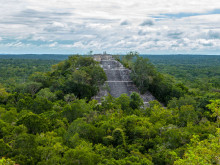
xmin=21 ymin=40 xmax=48 ymax=46
xmin=0 ymin=39 xmax=16 ymax=44
xmin=56 ymin=40 xmax=76 ymax=44
xmin=153 ymin=8 xmax=220 ymax=19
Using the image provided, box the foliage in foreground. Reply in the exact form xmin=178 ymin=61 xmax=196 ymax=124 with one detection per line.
xmin=0 ymin=54 xmax=219 ymax=164
xmin=0 ymin=91 xmax=219 ymax=164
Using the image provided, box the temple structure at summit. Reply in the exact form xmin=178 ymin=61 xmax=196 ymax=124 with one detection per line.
xmin=93 ymin=54 xmax=156 ymax=105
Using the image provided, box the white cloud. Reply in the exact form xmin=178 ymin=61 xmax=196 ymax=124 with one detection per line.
xmin=0 ymin=0 xmax=220 ymax=54
xmin=49 ymin=42 xmax=58 ymax=47
xmin=44 ymin=22 xmax=67 ymax=32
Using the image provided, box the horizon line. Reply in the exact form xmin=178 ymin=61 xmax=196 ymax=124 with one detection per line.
xmin=0 ymin=53 xmax=220 ymax=56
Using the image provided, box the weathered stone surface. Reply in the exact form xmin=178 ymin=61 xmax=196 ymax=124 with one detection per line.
xmin=93 ymin=55 xmax=156 ymax=104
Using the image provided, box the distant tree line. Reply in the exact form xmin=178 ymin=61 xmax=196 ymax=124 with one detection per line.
xmin=0 ymin=54 xmax=219 ymax=164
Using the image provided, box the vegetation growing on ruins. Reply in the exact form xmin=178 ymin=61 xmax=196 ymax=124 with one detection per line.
xmin=0 ymin=54 xmax=219 ymax=164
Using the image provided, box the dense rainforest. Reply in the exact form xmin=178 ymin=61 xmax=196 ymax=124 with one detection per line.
xmin=145 ymin=55 xmax=220 ymax=92
xmin=0 ymin=54 xmax=219 ymax=165
xmin=0 ymin=59 xmax=59 ymax=91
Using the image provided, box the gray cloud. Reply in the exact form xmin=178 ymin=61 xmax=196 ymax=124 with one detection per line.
xmin=18 ymin=9 xmax=70 ymax=18
xmin=0 ymin=0 xmax=220 ymax=54
xmin=208 ymin=30 xmax=220 ymax=39
xmin=138 ymin=30 xmax=148 ymax=36
xmin=167 ymin=31 xmax=183 ymax=39
xmin=82 ymin=18 xmax=118 ymax=23
xmin=120 ymin=20 xmax=130 ymax=26
xmin=140 ymin=19 xmax=154 ymax=26
xmin=0 ymin=9 xmax=72 ymax=26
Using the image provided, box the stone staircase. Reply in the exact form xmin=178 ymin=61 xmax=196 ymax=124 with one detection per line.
xmin=92 ymin=55 xmax=156 ymax=105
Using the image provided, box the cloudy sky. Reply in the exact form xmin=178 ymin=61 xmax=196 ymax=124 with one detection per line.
xmin=0 ymin=0 xmax=220 ymax=54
